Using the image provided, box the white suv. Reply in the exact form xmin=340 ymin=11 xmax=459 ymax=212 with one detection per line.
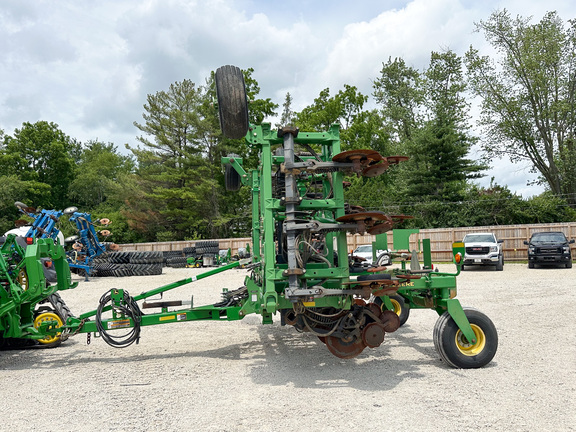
xmin=462 ymin=232 xmax=504 ymax=271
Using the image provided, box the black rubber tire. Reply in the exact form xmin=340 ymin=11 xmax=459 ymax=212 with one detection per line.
xmin=376 ymin=253 xmax=391 ymax=267
xmin=129 ymin=251 xmax=163 ymax=264
xmin=357 ymin=273 xmax=392 ymax=282
xmin=375 ymin=294 xmax=410 ymax=327
xmin=215 ymin=65 xmax=249 ymax=139
xmin=528 ymin=262 xmax=535 ymax=269
xmin=567 ymin=261 xmax=573 ymax=269
xmin=166 ymin=256 xmax=188 ymax=268
xmin=433 ymin=307 xmax=498 ymax=369
xmin=33 ymin=293 xmax=73 ymax=348
xmin=225 ymin=154 xmax=242 ymax=191
xmin=495 ymin=255 xmax=503 ymax=271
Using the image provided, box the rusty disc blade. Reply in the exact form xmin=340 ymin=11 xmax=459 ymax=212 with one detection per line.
xmin=14 ymin=219 xmax=28 ymax=227
xmin=354 ymin=298 xmax=367 ymax=306
xmin=362 ymin=322 xmax=386 ymax=348
xmin=380 ymin=310 xmax=401 ymax=333
xmin=367 ymin=266 xmax=387 ymax=273
xmin=362 ymin=161 xmax=390 ymax=178
xmin=100 ymin=229 xmax=111 ymax=236
xmin=325 ymin=335 xmax=366 ymax=359
xmin=109 ymin=243 xmax=120 ymax=251
xmin=336 ymin=211 xmax=390 ymax=223
xmin=332 ymin=149 xmax=383 ymax=163
xmin=99 ymin=218 xmax=110 ymax=225
xmin=367 ymin=222 xmax=394 ymax=235
xmin=385 ymin=155 xmax=409 ymax=165
xmin=366 ymin=302 xmax=383 ymax=320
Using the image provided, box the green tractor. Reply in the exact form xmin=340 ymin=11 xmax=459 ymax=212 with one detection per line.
xmin=0 ymin=234 xmax=76 ymax=348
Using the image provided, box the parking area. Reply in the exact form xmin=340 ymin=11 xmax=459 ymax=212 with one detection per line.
xmin=1 ymin=263 xmax=575 ymax=431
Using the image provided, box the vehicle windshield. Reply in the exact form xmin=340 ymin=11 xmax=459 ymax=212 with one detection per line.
xmin=463 ymin=234 xmax=495 ymax=243
xmin=530 ymin=233 xmax=567 ymax=243
xmin=354 ymin=245 xmax=372 ymax=253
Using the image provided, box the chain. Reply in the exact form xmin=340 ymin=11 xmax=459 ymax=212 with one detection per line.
xmin=59 ymin=318 xmax=88 ymax=342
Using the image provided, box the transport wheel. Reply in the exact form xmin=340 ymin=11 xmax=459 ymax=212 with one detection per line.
xmin=225 ymin=153 xmax=242 ymax=191
xmin=433 ymin=307 xmax=497 ymax=369
xmin=375 ymin=294 xmax=410 ymax=327
xmin=215 ymin=65 xmax=249 ymax=139
xmin=34 ymin=312 xmax=64 ymax=346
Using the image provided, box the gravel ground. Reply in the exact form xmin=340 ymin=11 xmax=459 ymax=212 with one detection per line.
xmin=1 ymin=262 xmax=575 ymax=432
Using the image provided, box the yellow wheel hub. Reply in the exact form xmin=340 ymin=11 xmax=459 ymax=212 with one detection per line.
xmin=390 ymin=298 xmax=401 ymax=316
xmin=34 ymin=312 xmax=63 ymax=345
xmin=455 ymin=324 xmax=486 ymax=356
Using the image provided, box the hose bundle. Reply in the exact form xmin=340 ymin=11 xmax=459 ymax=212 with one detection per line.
xmin=95 ymin=289 xmax=142 ymax=348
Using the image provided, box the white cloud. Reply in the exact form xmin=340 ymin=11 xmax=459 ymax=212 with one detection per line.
xmin=0 ymin=0 xmax=573 ymax=197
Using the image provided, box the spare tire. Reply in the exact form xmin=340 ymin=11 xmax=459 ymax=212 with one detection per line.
xmin=215 ymin=65 xmax=249 ymax=139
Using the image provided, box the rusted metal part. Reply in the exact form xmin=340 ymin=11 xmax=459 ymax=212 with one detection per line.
xmin=372 ymin=286 xmax=399 ymax=297
xmin=380 ymin=310 xmax=400 ymax=332
xmin=385 ymin=155 xmax=409 ymax=164
xmin=14 ymin=219 xmax=28 ymax=227
xmin=362 ymin=160 xmax=390 ymax=177
xmin=367 ymin=221 xmax=394 ymax=235
xmin=325 ymin=335 xmax=366 ymax=358
xmin=362 ymin=322 xmax=386 ymax=348
xmin=332 ymin=149 xmax=382 ymax=164
xmin=336 ymin=211 xmax=390 ymax=223
xmin=366 ymin=302 xmax=382 ymax=319
xmin=367 ymin=266 xmax=387 ymax=272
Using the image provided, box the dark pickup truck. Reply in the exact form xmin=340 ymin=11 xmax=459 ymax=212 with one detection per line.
xmin=524 ymin=232 xmax=574 ymax=268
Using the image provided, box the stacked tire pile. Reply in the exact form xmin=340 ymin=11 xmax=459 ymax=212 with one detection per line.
xmin=195 ymin=241 xmax=220 ymax=264
xmin=164 ymin=250 xmax=188 ymax=268
xmin=92 ymin=251 xmax=164 ymax=277
xmin=163 ymin=241 xmax=220 ymax=268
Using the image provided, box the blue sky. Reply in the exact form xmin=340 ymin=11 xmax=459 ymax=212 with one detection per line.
xmin=1 ymin=0 xmax=575 ymax=197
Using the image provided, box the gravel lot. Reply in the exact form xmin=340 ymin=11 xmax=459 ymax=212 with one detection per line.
xmin=1 ymin=262 xmax=575 ymax=432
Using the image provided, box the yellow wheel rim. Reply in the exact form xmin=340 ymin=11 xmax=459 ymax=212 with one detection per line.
xmin=455 ymin=324 xmax=486 ymax=356
xmin=390 ymin=298 xmax=402 ymax=316
xmin=34 ymin=312 xmax=63 ymax=345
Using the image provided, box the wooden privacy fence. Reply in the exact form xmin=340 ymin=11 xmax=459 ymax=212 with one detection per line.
xmin=118 ymin=222 xmax=576 ymax=262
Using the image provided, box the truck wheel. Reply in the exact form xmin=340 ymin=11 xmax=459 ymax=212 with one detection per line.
xmin=567 ymin=261 xmax=573 ymax=269
xmin=376 ymin=253 xmax=391 ymax=267
xmin=215 ymin=65 xmax=249 ymax=139
xmin=375 ymin=294 xmax=410 ymax=327
xmin=496 ymin=255 xmax=503 ymax=271
xmin=528 ymin=262 xmax=534 ymax=269
xmin=433 ymin=307 xmax=498 ymax=369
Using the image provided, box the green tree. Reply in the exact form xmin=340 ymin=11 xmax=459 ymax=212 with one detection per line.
xmin=1 ymin=121 xmax=80 ymax=209
xmin=68 ymin=141 xmax=135 ymax=208
xmin=372 ymin=51 xmax=485 ymax=226
xmin=465 ymin=10 xmax=576 ymax=205
xmin=129 ymin=69 xmax=276 ymax=241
